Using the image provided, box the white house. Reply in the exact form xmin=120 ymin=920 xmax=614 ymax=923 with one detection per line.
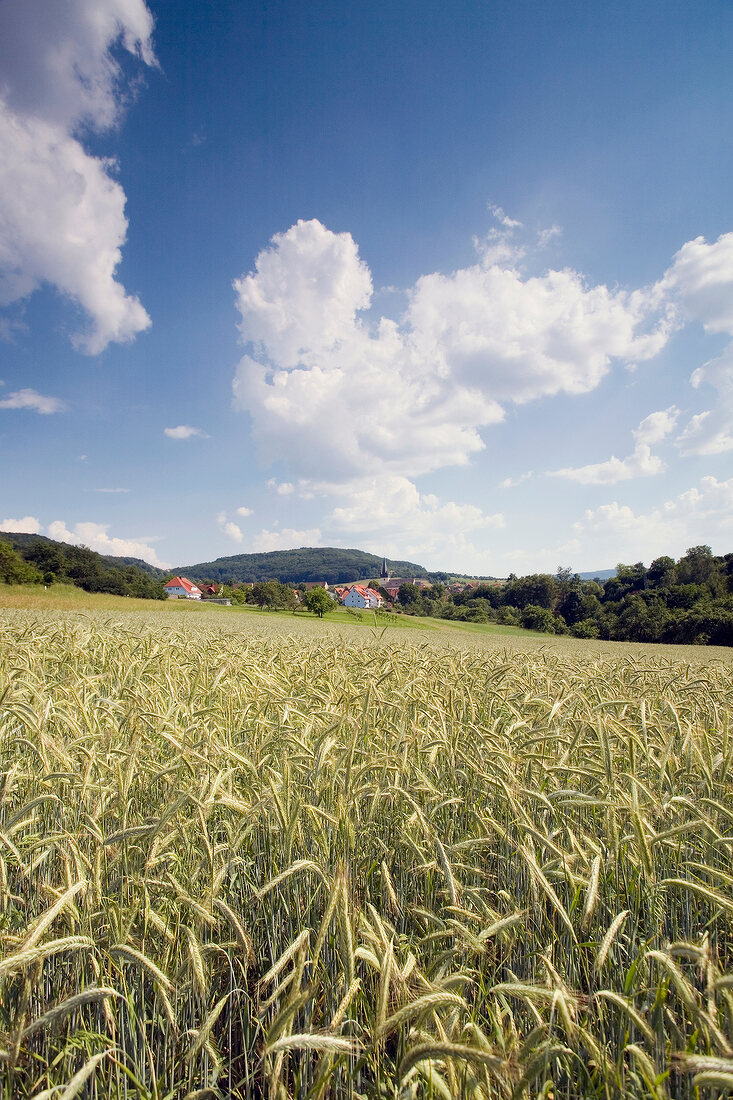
xmin=344 ymin=584 xmax=383 ymax=609
xmin=164 ymin=576 xmax=202 ymax=600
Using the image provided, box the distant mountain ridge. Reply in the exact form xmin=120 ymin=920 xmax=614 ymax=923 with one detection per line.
xmin=176 ymin=547 xmax=435 ymax=585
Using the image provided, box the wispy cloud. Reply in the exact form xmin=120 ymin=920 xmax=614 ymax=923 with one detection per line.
xmin=216 ymin=511 xmax=243 ymax=542
xmin=488 ymin=203 xmax=522 ymax=229
xmin=499 ymin=471 xmax=534 ymax=489
xmin=548 ymin=409 xmax=678 ymax=485
xmin=0 ymin=388 xmax=65 ymax=413
xmin=164 ymin=425 xmax=208 ymax=440
xmin=92 ymin=487 xmax=130 ymax=494
xmin=266 ymin=479 xmax=294 ymax=495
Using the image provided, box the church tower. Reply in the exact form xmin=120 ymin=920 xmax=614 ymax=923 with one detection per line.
xmin=380 ymin=557 xmax=390 ymax=584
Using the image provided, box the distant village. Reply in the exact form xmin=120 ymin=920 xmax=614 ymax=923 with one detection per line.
xmin=163 ymin=558 xmax=503 ymax=608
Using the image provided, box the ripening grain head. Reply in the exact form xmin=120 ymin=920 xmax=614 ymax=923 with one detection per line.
xmin=0 ymin=606 xmax=732 ymax=1098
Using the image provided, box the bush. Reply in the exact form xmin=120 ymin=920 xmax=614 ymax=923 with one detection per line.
xmin=571 ymin=619 xmax=600 ymax=639
xmin=520 ymin=605 xmax=558 ymax=633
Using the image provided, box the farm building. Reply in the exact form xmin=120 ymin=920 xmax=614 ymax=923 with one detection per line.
xmin=163 ymin=576 xmax=202 ymax=600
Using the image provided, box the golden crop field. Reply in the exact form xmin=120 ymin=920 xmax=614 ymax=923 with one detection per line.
xmin=1 ymin=606 xmax=733 ymax=1098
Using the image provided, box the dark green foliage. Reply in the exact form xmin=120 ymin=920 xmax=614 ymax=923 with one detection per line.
xmin=0 ymin=533 xmax=166 ymax=600
xmin=100 ymin=554 xmax=168 ymax=578
xmin=521 ymin=604 xmax=560 ymax=633
xmin=303 ymin=587 xmax=333 ymax=617
xmin=571 ymin=618 xmax=600 ymax=638
xmin=247 ymin=580 xmax=298 ymax=610
xmin=178 ymin=547 xmax=432 ymax=585
xmin=0 ymin=540 xmax=43 ymax=584
xmin=504 ymin=573 xmax=558 ymax=610
xmin=397 ymin=582 xmax=421 ymax=606
xmin=647 ymin=555 xmax=676 ymax=588
xmin=405 ymin=544 xmax=733 ymax=648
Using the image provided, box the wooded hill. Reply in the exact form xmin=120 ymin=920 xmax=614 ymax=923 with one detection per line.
xmin=0 ymin=533 xmax=167 ymax=599
xmin=176 ymin=546 xmax=437 ymax=585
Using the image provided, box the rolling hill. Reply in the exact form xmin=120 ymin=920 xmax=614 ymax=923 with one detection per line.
xmin=176 ymin=547 xmax=436 ymax=585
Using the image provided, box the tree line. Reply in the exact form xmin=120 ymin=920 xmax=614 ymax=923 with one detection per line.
xmin=391 ymin=546 xmax=733 ymax=647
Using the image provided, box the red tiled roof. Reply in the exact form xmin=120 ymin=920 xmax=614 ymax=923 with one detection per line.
xmin=164 ymin=576 xmax=200 ymax=593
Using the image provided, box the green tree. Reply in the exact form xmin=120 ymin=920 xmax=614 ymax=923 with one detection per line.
xmin=647 ymin=555 xmax=676 ymax=588
xmin=677 ymin=545 xmax=717 ymax=588
xmin=398 ymin=583 xmax=421 ymax=606
xmin=521 ymin=605 xmax=558 ymax=633
xmin=0 ymin=540 xmax=42 ymax=584
xmin=556 ymin=589 xmax=584 ymax=626
xmin=571 ymin=619 xmax=600 ymax=639
xmin=505 ymin=574 xmax=557 ymax=610
xmin=304 ymin=587 xmax=333 ymax=618
xmin=250 ymin=580 xmax=294 ymax=609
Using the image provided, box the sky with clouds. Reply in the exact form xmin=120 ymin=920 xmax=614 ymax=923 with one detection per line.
xmin=1 ymin=0 xmax=733 ymax=574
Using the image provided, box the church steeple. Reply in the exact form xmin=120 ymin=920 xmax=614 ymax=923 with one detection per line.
xmin=380 ymin=556 xmax=390 ymax=582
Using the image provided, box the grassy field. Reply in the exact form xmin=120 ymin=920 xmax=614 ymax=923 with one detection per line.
xmin=1 ymin=603 xmax=733 ymax=1098
xmin=0 ymin=583 xmax=542 ymax=638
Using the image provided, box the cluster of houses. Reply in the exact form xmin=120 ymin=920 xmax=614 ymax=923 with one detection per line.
xmin=164 ymin=559 xmax=499 ymax=607
xmin=163 ymin=574 xmax=425 ymax=608
xmin=163 ymin=576 xmax=230 ymax=603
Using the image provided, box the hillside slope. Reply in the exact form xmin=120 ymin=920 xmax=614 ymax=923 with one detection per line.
xmin=177 ymin=546 xmax=433 ymax=584
xmin=0 ymin=532 xmax=166 ymax=599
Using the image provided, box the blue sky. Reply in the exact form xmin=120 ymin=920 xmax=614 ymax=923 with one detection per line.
xmin=1 ymin=0 xmax=733 ymax=574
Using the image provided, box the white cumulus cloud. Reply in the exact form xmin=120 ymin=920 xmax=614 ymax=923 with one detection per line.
xmin=216 ymin=511 xmax=243 ymax=542
xmin=633 ymin=406 xmax=680 ymax=446
xmin=659 ymin=232 xmax=733 ymax=336
xmin=164 ymin=425 xmax=207 ymax=440
xmin=573 ymin=475 xmax=733 ymax=562
xmin=0 ymin=388 xmax=65 ymax=413
xmin=549 ymin=408 xmax=678 ymax=485
xmin=235 ymin=505 xmax=253 ymax=517
xmin=651 ymin=232 xmax=733 ymax=457
xmin=503 ymin=474 xmax=733 ymax=574
xmin=677 ymin=343 xmax=733 ymax=456
xmin=233 ymin=219 xmax=674 ymax=485
xmin=0 ymin=515 xmax=42 ymax=533
xmin=0 ymin=0 xmax=154 ymax=352
xmin=46 ymin=518 xmax=170 ymax=568
xmin=296 ymin=474 xmax=504 ymax=572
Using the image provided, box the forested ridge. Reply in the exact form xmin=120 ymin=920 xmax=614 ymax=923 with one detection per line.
xmin=0 ymin=534 xmax=166 ymax=599
xmin=177 ymin=546 xmax=436 ymax=584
